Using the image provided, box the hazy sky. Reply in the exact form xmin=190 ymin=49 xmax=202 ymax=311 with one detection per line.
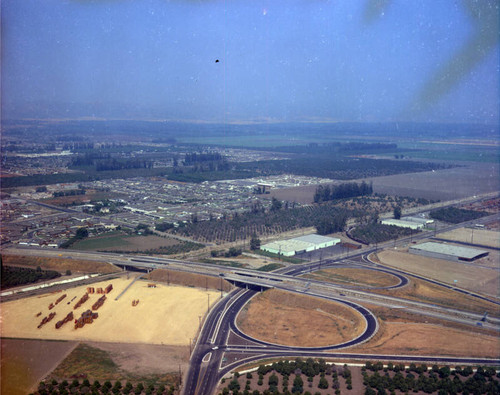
xmin=2 ymin=0 xmax=499 ymax=124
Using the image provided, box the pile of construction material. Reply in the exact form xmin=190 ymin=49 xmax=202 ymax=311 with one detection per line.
xmin=74 ymin=293 xmax=89 ymax=309
xmin=131 ymin=299 xmax=140 ymax=307
xmin=55 ymin=311 xmax=74 ymax=329
xmin=92 ymin=295 xmax=106 ymax=310
xmin=74 ymin=310 xmax=99 ymax=329
xmin=37 ymin=312 xmax=56 ymax=329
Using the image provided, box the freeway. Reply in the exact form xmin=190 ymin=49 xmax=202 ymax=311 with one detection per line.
xmin=4 ymin=212 xmax=500 ymax=394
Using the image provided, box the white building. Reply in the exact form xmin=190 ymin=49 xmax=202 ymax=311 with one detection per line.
xmin=260 ymin=234 xmax=341 ymax=256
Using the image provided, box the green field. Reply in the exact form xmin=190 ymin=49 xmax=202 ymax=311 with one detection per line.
xmin=71 ymin=233 xmax=132 ymax=251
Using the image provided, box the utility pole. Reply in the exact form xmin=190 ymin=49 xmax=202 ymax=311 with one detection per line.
xmin=207 ymin=294 xmax=210 ymax=313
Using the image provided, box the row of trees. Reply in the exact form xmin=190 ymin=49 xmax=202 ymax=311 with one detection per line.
xmin=36 ymin=378 xmax=177 ymax=395
xmin=1 ymin=265 xmax=61 ymax=288
xmin=313 ymin=182 xmax=373 ymax=203
xmin=362 ymin=363 xmax=499 ymax=395
xmin=430 ymin=207 xmax=488 ymax=224
xmin=53 ymin=188 xmax=86 ymax=198
xmin=171 ymin=203 xmax=352 ymax=243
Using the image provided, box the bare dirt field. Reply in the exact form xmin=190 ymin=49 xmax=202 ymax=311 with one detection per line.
xmin=2 ymin=254 xmax=119 ymax=274
xmin=352 ymin=319 xmax=499 ymax=358
xmin=236 ymin=289 xmax=366 ymax=347
xmin=374 ymin=249 xmax=500 ymax=299
xmin=302 ymin=268 xmax=400 ymax=288
xmin=270 ymin=163 xmax=499 ymax=203
xmin=1 ymin=338 xmax=77 ymax=395
xmin=146 ymin=268 xmax=233 ymax=292
xmin=437 ymin=228 xmax=500 ymax=249
xmin=1 ymin=276 xmax=219 ymax=345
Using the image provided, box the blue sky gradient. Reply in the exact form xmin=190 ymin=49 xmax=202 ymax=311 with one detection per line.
xmin=2 ymin=0 xmax=498 ymax=124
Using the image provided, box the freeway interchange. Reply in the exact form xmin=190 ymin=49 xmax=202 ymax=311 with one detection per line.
xmin=4 ymin=212 xmax=500 ymax=395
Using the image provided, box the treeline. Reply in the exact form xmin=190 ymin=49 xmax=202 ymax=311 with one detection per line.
xmin=350 ymin=223 xmax=417 ymax=244
xmin=35 ymin=378 xmax=177 ymax=395
xmin=258 ymin=142 xmax=398 ymax=155
xmin=363 ymin=362 xmax=499 ymax=395
xmin=314 ymin=182 xmax=372 ymax=203
xmin=220 ymin=358 xmax=352 ymax=395
xmin=236 ymin=157 xmax=450 ymax=181
xmin=172 ymin=203 xmax=352 ymax=243
xmin=71 ymin=153 xmax=153 ymax=171
xmin=1 ymin=265 xmax=61 ymax=288
xmin=430 ymin=207 xmax=488 ymax=224
xmin=53 ymin=189 xmax=86 ymax=198
xmin=183 ymin=152 xmax=226 ymax=164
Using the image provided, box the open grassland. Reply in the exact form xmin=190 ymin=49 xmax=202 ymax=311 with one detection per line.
xmin=47 ymin=342 xmax=185 ymax=386
xmin=1 ymin=277 xmax=219 ymax=345
xmin=351 ymin=304 xmax=499 ymax=358
xmin=302 ymin=267 xmax=400 ymax=288
xmin=236 ymin=289 xmax=366 ymax=347
xmin=437 ymin=228 xmax=500 ymax=249
xmin=2 ymin=254 xmax=119 ymax=274
xmin=374 ymin=249 xmax=500 ymax=300
xmin=1 ymin=338 xmax=77 ymax=395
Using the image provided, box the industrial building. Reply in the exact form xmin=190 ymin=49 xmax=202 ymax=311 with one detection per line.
xmin=381 ymin=219 xmax=424 ymax=230
xmin=409 ymin=242 xmax=489 ymax=262
xmin=260 ymin=234 xmax=341 ymax=256
xmin=404 ymin=216 xmax=434 ymax=226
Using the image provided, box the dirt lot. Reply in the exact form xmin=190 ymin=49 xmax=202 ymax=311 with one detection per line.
xmin=374 ymin=249 xmax=500 ymax=299
xmin=302 ymin=268 xmax=400 ymax=288
xmin=146 ymin=268 xmax=233 ymax=292
xmin=2 ymin=254 xmax=119 ymax=274
xmin=1 ymin=277 xmax=219 ymax=345
xmin=1 ymin=338 xmax=77 ymax=395
xmin=437 ymin=228 xmax=500 ymax=249
xmin=270 ymin=163 xmax=499 ymax=203
xmin=236 ymin=289 xmax=366 ymax=347
xmin=352 ymin=320 xmax=499 ymax=358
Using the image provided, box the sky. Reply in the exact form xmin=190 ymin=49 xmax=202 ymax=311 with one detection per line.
xmin=1 ymin=0 xmax=499 ymax=124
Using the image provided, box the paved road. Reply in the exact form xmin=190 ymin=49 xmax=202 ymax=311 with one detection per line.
xmin=4 ymin=212 xmax=500 ymax=395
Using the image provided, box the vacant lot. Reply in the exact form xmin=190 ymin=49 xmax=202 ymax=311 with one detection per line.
xmin=236 ymin=289 xmax=365 ymax=347
xmin=271 ymin=163 xmax=499 ymax=203
xmin=302 ymin=268 xmax=399 ymax=288
xmin=352 ymin=319 xmax=499 ymax=358
xmin=375 ymin=249 xmax=500 ymax=299
xmin=1 ymin=338 xmax=77 ymax=395
xmin=1 ymin=277 xmax=219 ymax=345
xmin=437 ymin=228 xmax=500 ymax=249
xmin=2 ymin=254 xmax=119 ymax=274
xmin=47 ymin=342 xmax=187 ymax=386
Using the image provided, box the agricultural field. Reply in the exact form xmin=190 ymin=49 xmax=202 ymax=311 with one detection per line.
xmin=0 ymin=276 xmax=219 ymax=345
xmin=236 ymin=289 xmax=366 ymax=347
xmin=218 ymin=360 xmax=499 ymax=395
xmin=373 ymin=248 xmax=500 ymax=299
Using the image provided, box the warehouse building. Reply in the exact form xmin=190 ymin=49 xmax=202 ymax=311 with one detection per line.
xmin=409 ymin=242 xmax=489 ymax=262
xmin=260 ymin=234 xmax=341 ymax=257
xmin=404 ymin=216 xmax=434 ymax=226
xmin=381 ymin=219 xmax=424 ymax=230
